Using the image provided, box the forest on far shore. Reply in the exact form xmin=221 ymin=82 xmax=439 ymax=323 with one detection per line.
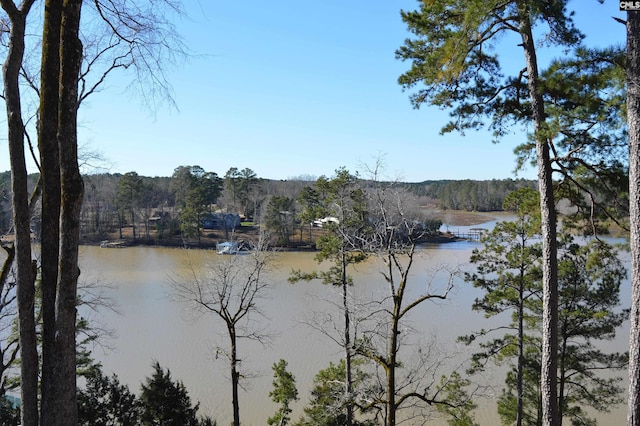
xmin=0 ymin=168 xmax=537 ymax=247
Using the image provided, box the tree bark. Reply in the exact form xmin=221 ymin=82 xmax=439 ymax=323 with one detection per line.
xmin=342 ymin=251 xmax=354 ymax=426
xmin=387 ymin=282 xmax=400 ymax=426
xmin=627 ymin=9 xmax=640 ymax=426
xmin=0 ymin=1 xmax=38 ymax=424
xmin=38 ymin=0 xmax=62 ymax=422
xmin=230 ymin=329 xmax=240 ymax=426
xmin=0 ymin=244 xmax=15 ymax=297
xmin=515 ymin=2 xmax=559 ymax=425
xmin=52 ymin=0 xmax=84 ymax=424
xmin=517 ymin=253 xmax=525 ymax=426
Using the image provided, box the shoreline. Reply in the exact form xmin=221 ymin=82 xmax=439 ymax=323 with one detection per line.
xmin=84 ymin=230 xmax=466 ymax=251
xmin=3 ymin=210 xmax=501 ymax=251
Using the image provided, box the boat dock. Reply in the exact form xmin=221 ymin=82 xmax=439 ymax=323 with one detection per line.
xmin=449 ymin=228 xmax=487 ymax=241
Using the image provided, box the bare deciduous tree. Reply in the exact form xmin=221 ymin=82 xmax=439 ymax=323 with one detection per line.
xmin=171 ymin=238 xmax=274 ymax=426
xmin=0 ymin=0 xmax=187 ymax=424
xmin=0 ymin=245 xmax=19 ymax=394
xmin=355 ymin=171 xmax=470 ymax=426
xmin=0 ymin=1 xmax=39 ymax=423
xmin=291 ymin=168 xmax=370 ymax=426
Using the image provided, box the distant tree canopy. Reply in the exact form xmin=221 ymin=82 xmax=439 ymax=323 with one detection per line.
xmin=264 ymin=196 xmax=298 ymax=246
xmin=0 ymin=167 xmax=541 ymax=242
xmin=405 ymin=179 xmax=538 ymax=211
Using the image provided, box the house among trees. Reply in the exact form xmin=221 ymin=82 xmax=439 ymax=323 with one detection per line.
xmin=202 ymin=212 xmax=241 ymax=230
xmin=312 ymin=216 xmax=339 ymax=227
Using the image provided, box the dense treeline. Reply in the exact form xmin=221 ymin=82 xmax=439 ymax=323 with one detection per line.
xmin=0 ymin=169 xmax=537 ymax=241
xmin=1 ymin=360 xmax=216 ymax=425
xmin=405 ymin=178 xmax=537 ymax=211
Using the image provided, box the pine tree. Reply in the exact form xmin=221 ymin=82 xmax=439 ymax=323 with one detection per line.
xmin=293 ymin=360 xmax=375 ymax=426
xmin=139 ymin=362 xmax=205 ymax=426
xmin=464 ymin=191 xmax=627 ymax=425
xmin=396 ymin=4 xmax=616 ymax=423
xmin=78 ymin=364 xmax=141 ymax=426
xmin=461 ymin=188 xmax=542 ymax=426
xmin=268 ymin=359 xmax=299 ymax=426
xmin=290 ymin=168 xmax=370 ymax=426
xmin=627 ymin=8 xmax=640 ymax=426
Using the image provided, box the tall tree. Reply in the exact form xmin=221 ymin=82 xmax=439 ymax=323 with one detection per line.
xmin=464 ymin=194 xmax=627 ymax=425
xmin=115 ymin=172 xmax=143 ymax=240
xmin=628 ymin=7 xmax=640 ymax=426
xmin=0 ymin=1 xmax=38 ymax=424
xmin=551 ymin=236 xmax=626 ymax=422
xmin=171 ymin=165 xmax=196 ymax=208
xmin=497 ymin=234 xmax=627 ymax=425
xmin=461 ymin=188 xmax=542 ymax=426
xmin=171 ymin=166 xmax=222 ymax=243
xmin=396 ymin=2 xmax=585 ymax=423
xmin=47 ymin=2 xmax=85 ymax=424
xmin=238 ymin=167 xmax=258 ymax=218
xmin=355 ymin=170 xmax=461 ymax=426
xmin=171 ymin=239 xmax=273 ymax=426
xmin=297 ymin=185 xmax=324 ymax=243
xmin=224 ymin=167 xmax=258 ymax=217
xmin=37 ymin=0 xmax=62 ymax=422
xmin=224 ymin=167 xmax=241 ymax=212
xmin=264 ymin=196 xmax=297 ymax=246
xmin=290 ymin=168 xmax=369 ymax=426
xmin=2 ymin=1 xmax=187 ymax=424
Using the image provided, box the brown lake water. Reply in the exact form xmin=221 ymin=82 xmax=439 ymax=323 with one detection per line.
xmin=0 ymin=217 xmax=629 ymax=425
xmin=74 ymin=230 xmax=629 ymax=425
xmin=79 ymin=244 xmax=483 ymax=425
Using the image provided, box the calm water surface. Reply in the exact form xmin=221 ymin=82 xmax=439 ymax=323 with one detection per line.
xmin=79 ymin=244 xmax=478 ymax=425
xmin=76 ymin=226 xmax=629 ymax=425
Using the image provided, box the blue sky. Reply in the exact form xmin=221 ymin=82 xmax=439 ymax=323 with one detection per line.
xmin=0 ymin=0 xmax=629 ymax=182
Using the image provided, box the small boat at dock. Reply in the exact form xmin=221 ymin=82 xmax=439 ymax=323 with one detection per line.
xmin=216 ymin=241 xmax=239 ymax=255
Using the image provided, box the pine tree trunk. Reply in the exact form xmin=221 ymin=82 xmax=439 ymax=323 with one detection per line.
xmin=627 ymin=10 xmax=640 ymax=426
xmin=515 ymin=2 xmax=559 ymax=425
xmin=517 ymin=268 xmax=524 ymax=426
